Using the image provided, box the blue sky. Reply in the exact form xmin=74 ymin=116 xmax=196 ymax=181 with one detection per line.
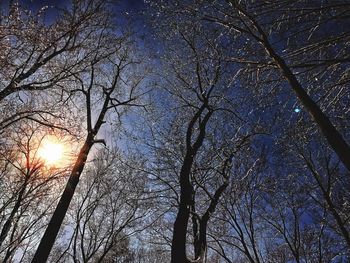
xmin=0 ymin=0 xmax=148 ymax=36
xmin=8 ymin=0 xmax=145 ymax=11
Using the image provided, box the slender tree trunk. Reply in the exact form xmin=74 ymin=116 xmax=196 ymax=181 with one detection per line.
xmin=31 ymin=138 xmax=93 ymax=263
xmin=0 ymin=176 xmax=29 ymax=247
xmin=3 ymin=214 xmax=21 ymax=263
xmin=191 ymin=201 xmax=200 ymax=259
xmin=193 ymin=220 xmax=208 ymax=263
xmin=195 ymin=181 xmax=229 ymax=262
xmin=323 ymin=194 xmax=350 ymax=248
xmin=305 ymin=160 xmax=350 ymax=248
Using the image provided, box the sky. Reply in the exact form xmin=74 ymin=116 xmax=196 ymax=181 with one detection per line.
xmin=0 ymin=0 xmax=149 ymax=40
xmin=0 ymin=0 xmax=67 ymax=10
xmin=1 ymin=0 xmax=148 ymax=32
xmin=3 ymin=0 xmax=145 ymax=12
xmin=21 ymin=0 xmax=66 ymax=8
xmin=0 ymin=0 xmax=141 ymax=20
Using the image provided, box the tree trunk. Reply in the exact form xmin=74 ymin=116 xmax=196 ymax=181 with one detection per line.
xmin=172 ymin=202 xmax=192 ymax=263
xmin=304 ymin=159 xmax=350 ymax=248
xmin=263 ymin=38 xmax=350 ymax=173
xmin=31 ymin=138 xmax=93 ymax=263
xmin=193 ymin=220 xmax=208 ymax=263
xmin=0 ymin=176 xmax=29 ymax=247
xmin=230 ymin=0 xmax=350 ymax=173
xmin=171 ymin=107 xmax=211 ymax=263
xmin=171 ymin=152 xmax=194 ymax=263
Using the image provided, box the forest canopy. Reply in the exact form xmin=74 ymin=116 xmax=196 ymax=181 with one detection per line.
xmin=0 ymin=0 xmax=349 ymax=262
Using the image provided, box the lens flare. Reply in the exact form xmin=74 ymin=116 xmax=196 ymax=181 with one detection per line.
xmin=38 ymin=138 xmax=65 ymax=166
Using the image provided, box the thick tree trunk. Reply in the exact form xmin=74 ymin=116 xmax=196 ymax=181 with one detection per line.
xmin=171 ymin=152 xmax=194 ymax=263
xmin=171 ymin=107 xmax=212 ymax=263
xmin=31 ymin=138 xmax=93 ymax=263
xmin=230 ymin=1 xmax=350 ymax=173
xmin=172 ymin=202 xmax=191 ymax=263
xmin=263 ymin=39 xmax=350 ymax=173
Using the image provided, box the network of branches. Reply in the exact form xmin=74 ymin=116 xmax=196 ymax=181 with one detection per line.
xmin=0 ymin=0 xmax=349 ymax=262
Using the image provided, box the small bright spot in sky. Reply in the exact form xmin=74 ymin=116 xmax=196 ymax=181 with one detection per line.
xmin=294 ymin=108 xmax=301 ymax=113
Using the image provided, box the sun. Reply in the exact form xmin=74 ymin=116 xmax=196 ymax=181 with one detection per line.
xmin=37 ymin=138 xmax=65 ymax=166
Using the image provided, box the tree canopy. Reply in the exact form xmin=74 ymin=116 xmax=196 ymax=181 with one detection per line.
xmin=0 ymin=0 xmax=349 ymax=262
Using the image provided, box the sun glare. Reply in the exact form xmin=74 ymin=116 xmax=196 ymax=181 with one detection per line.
xmin=38 ymin=138 xmax=65 ymax=166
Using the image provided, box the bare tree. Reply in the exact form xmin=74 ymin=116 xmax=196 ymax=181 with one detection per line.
xmin=200 ymin=0 xmax=350 ymax=172
xmin=0 ymin=0 xmax=108 ymax=101
xmin=145 ymin=2 xmax=350 ymax=260
xmin=0 ymin=0 xmax=121 ymax=139
xmin=0 ymin=123 xmax=70 ymax=262
xmin=49 ymin=149 xmax=147 ymax=263
xmin=139 ymin=9 xmax=258 ymax=261
xmin=0 ymin=1 xmax=349 ymax=262
xmin=31 ymin=8 xmax=146 ymax=261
